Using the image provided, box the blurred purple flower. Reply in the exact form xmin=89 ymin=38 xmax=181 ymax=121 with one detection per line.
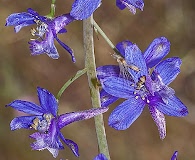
xmin=70 ymin=0 xmax=101 ymax=20
xmin=6 ymin=87 xmax=108 ymax=158
xmin=171 ymin=151 xmax=178 ymax=160
xmin=97 ymin=37 xmax=188 ymax=139
xmin=5 ymin=8 xmax=76 ymax=62
xmin=116 ymin=0 xmax=144 ymax=14
xmin=94 ymin=153 xmax=108 ymax=160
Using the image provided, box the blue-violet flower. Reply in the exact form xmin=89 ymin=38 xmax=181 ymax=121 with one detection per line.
xmin=97 ymin=37 xmax=188 ymax=139
xmin=5 ymin=8 xmax=76 ymax=61
xmin=6 ymin=87 xmax=108 ymax=157
xmin=171 ymin=151 xmax=178 ymax=160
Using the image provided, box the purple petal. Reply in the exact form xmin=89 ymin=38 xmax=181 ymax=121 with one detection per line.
xmin=116 ymin=40 xmax=133 ymax=57
xmin=100 ymin=89 xmax=119 ymax=107
xmin=10 ymin=115 xmax=41 ymax=130
xmin=30 ymin=119 xmax=63 ymax=158
xmin=6 ymin=100 xmax=44 ymax=115
xmin=27 ymin=8 xmax=48 ymax=23
xmin=125 ymin=44 xmax=148 ymax=82
xmin=153 ymin=57 xmax=182 ymax=85
xmin=59 ymin=133 xmax=79 ymax=157
xmin=70 ymin=0 xmax=101 ymax=20
xmin=94 ymin=153 xmax=108 ymax=160
xmin=97 ymin=65 xmax=120 ymax=80
xmin=143 ymin=37 xmax=170 ymax=68
xmin=171 ymin=151 xmax=178 ymax=160
xmin=148 ymin=105 xmax=166 ymax=139
xmin=155 ymin=95 xmax=188 ymax=117
xmin=53 ymin=14 xmax=75 ymax=33
xmin=5 ymin=12 xmax=35 ymax=32
xmin=37 ymin=87 xmax=58 ymax=117
xmin=116 ymin=0 xmax=144 ymax=14
xmin=108 ymin=98 xmax=145 ymax=130
xmin=58 ymin=107 xmax=108 ymax=129
xmin=29 ymin=30 xmax=59 ymax=59
xmin=101 ymin=77 xmax=134 ymax=99
xmin=55 ymin=36 xmax=75 ymax=62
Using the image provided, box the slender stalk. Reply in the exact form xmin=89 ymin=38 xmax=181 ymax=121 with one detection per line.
xmin=47 ymin=0 xmax=56 ymax=18
xmin=93 ymin=20 xmax=121 ymax=56
xmin=83 ymin=15 xmax=111 ymax=160
xmin=56 ymin=68 xmax=87 ymax=101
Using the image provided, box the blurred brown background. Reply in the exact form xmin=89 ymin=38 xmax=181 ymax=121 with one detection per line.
xmin=1 ymin=0 xmax=195 ymax=159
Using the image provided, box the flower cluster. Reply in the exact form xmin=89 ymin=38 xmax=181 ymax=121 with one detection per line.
xmin=97 ymin=37 xmax=188 ymax=139
xmin=6 ymin=87 xmax=108 ymax=157
xmin=5 ymin=0 xmax=188 ymax=159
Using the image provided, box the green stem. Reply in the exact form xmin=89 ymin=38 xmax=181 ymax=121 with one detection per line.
xmin=93 ymin=20 xmax=121 ymax=56
xmin=47 ymin=0 xmax=56 ymax=18
xmin=56 ymin=68 xmax=87 ymax=101
xmin=83 ymin=16 xmax=111 ymax=160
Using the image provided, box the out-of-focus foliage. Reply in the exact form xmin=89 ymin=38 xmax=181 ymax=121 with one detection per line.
xmin=1 ymin=0 xmax=195 ymax=159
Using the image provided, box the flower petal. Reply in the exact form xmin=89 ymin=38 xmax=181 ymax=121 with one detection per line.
xmin=53 ymin=14 xmax=74 ymax=33
xmin=29 ymin=30 xmax=59 ymax=59
xmin=116 ymin=40 xmax=133 ymax=57
xmin=97 ymin=65 xmax=120 ymax=80
xmin=171 ymin=151 xmax=178 ymax=160
xmin=153 ymin=57 xmax=182 ymax=85
xmin=37 ymin=87 xmax=58 ymax=117
xmin=55 ymin=36 xmax=75 ymax=62
xmin=58 ymin=107 xmax=108 ymax=129
xmin=143 ymin=37 xmax=170 ymax=68
xmin=94 ymin=153 xmax=108 ymax=160
xmin=10 ymin=115 xmax=41 ymax=130
xmin=125 ymin=44 xmax=148 ymax=82
xmin=59 ymin=133 xmax=79 ymax=157
xmin=6 ymin=100 xmax=44 ymax=115
xmin=116 ymin=0 xmax=144 ymax=14
xmin=155 ymin=95 xmax=188 ymax=117
xmin=5 ymin=12 xmax=35 ymax=32
xmin=30 ymin=119 xmax=63 ymax=158
xmin=100 ymin=89 xmax=119 ymax=107
xmin=148 ymin=105 xmax=166 ymax=139
xmin=108 ymin=98 xmax=145 ymax=130
xmin=101 ymin=77 xmax=134 ymax=99
xmin=70 ymin=0 xmax=101 ymax=20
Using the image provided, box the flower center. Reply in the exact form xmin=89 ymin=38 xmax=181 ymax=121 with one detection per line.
xmin=30 ymin=20 xmax=48 ymax=39
xmin=31 ymin=114 xmax=52 ymax=133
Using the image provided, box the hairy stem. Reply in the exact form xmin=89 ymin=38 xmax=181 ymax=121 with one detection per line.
xmin=83 ymin=15 xmax=110 ymax=159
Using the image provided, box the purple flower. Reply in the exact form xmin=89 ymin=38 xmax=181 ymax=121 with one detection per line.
xmin=94 ymin=153 xmax=108 ymax=160
xmin=70 ymin=0 xmax=101 ymax=20
xmin=6 ymin=87 xmax=108 ymax=158
xmin=5 ymin=8 xmax=76 ymax=62
xmin=171 ymin=151 xmax=178 ymax=160
xmin=116 ymin=0 xmax=144 ymax=14
xmin=97 ymin=37 xmax=188 ymax=139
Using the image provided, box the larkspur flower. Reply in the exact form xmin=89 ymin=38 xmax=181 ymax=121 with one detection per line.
xmin=171 ymin=151 xmax=178 ymax=160
xmin=5 ymin=8 xmax=76 ymax=61
xmin=94 ymin=153 xmax=108 ymax=160
xmin=6 ymin=87 xmax=108 ymax=158
xmin=70 ymin=0 xmax=101 ymax=20
xmin=116 ymin=0 xmax=144 ymax=14
xmin=97 ymin=37 xmax=188 ymax=139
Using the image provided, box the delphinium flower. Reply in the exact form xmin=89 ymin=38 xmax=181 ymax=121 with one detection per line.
xmin=171 ymin=151 xmax=178 ymax=160
xmin=97 ymin=37 xmax=188 ymax=139
xmin=116 ymin=0 xmax=144 ymax=14
xmin=94 ymin=153 xmax=108 ymax=160
xmin=6 ymin=87 xmax=108 ymax=158
xmin=5 ymin=8 xmax=76 ymax=61
xmin=70 ymin=0 xmax=101 ymax=20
